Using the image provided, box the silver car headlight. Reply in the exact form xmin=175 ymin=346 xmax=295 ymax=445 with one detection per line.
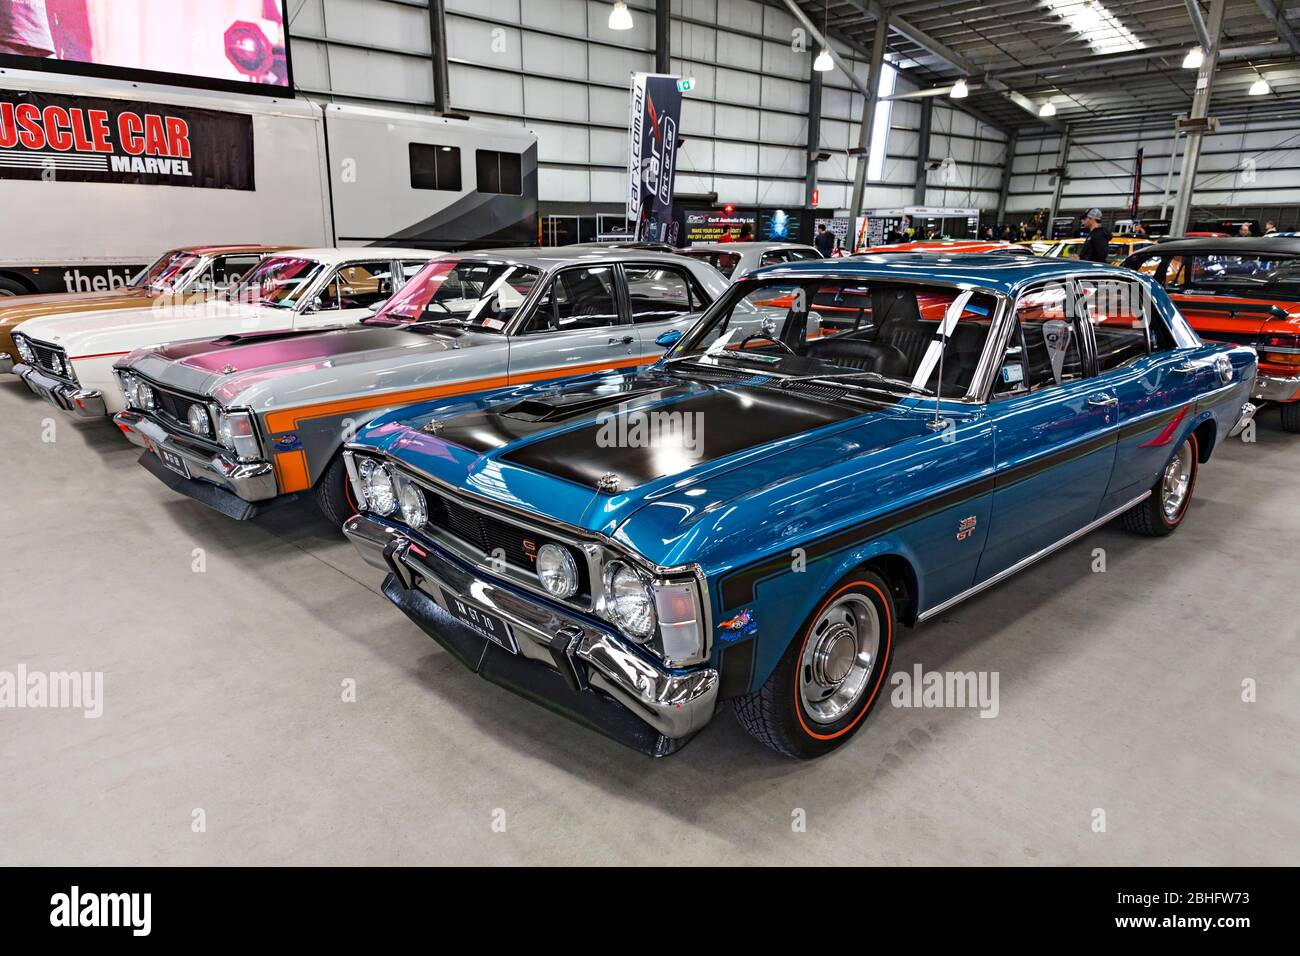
xmin=398 ymin=477 xmax=427 ymax=528
xmin=187 ymin=404 xmax=212 ymax=437
xmin=119 ymin=372 xmax=140 ymax=408
xmin=137 ymin=382 xmax=156 ymax=412
xmin=15 ymin=338 xmax=34 ymax=364
xmin=603 ymin=562 xmax=656 ymax=643
xmin=360 ymin=458 xmax=397 ymax=516
xmin=215 ymin=409 xmax=261 ymax=460
xmin=536 ymin=543 xmax=579 ymax=599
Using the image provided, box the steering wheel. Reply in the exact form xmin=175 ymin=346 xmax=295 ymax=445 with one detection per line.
xmin=736 ymin=330 xmax=797 ymax=356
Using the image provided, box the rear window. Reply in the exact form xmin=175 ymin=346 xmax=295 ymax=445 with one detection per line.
xmin=682 ymin=249 xmax=741 ymax=278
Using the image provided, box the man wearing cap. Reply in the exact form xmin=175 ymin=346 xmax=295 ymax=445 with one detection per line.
xmin=1078 ymin=208 xmax=1111 ymax=263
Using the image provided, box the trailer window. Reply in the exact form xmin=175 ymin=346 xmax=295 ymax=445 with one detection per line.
xmin=410 ymin=143 xmax=463 ymax=191
xmin=476 ymin=150 xmax=522 ymax=195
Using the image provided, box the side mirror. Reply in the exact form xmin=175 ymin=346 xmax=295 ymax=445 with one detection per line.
xmin=655 ymin=329 xmax=683 ymax=348
xmin=303 ymin=295 xmax=323 ymax=314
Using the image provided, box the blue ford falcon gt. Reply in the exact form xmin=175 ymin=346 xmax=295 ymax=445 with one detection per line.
xmin=340 ymin=254 xmax=1257 ymax=759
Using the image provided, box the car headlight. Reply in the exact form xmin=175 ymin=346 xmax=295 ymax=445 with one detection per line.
xmin=603 ymin=562 xmax=656 ymax=643
xmin=15 ymin=338 xmax=34 ymax=363
xmin=215 ymin=409 xmax=261 ymax=460
xmin=187 ymin=403 xmax=212 ymax=437
xmin=536 ymin=543 xmax=579 ymax=599
xmin=119 ymin=372 xmax=140 ymax=408
xmin=137 ymin=382 xmax=156 ymax=412
xmin=398 ymin=478 xmax=427 ymax=528
xmin=360 ymin=458 xmax=397 ymax=515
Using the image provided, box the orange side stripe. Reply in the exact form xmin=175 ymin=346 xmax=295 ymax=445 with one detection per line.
xmin=275 ymin=449 xmax=312 ymax=493
xmin=262 ymin=354 xmax=658 ymax=434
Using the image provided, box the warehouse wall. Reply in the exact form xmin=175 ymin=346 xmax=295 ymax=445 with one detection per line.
xmin=285 ymin=0 xmax=1010 ymax=214
xmin=1007 ymin=117 xmax=1300 ymax=224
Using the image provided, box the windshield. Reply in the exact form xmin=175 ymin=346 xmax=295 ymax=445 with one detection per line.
xmin=668 ymin=277 xmax=1000 ymax=399
xmin=365 ymin=259 xmax=543 ymax=331
xmin=681 ymin=249 xmax=741 ymax=278
xmin=133 ymin=251 xmax=204 ymax=292
xmin=227 ymin=256 xmax=327 ymax=309
xmin=1153 ymin=253 xmax=1300 ymax=299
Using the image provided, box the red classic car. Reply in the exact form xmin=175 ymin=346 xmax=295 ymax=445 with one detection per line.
xmin=1124 ymin=237 xmax=1300 ymax=431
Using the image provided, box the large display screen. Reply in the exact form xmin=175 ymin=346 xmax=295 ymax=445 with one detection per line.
xmin=0 ymin=1 xmax=290 ymax=95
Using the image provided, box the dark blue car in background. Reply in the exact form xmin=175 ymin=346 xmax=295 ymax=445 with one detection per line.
xmin=339 ymin=254 xmax=1257 ymax=759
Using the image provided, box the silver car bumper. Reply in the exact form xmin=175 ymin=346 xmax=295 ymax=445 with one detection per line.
xmin=1253 ymin=372 xmax=1300 ymax=403
xmin=0 ymin=352 xmax=12 ymax=375
xmin=114 ymin=410 xmax=279 ymax=520
xmin=13 ymin=362 xmax=106 ymax=418
xmin=343 ymin=513 xmax=719 ymax=754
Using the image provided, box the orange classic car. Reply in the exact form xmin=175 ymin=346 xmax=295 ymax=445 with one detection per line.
xmin=1124 ymin=237 xmax=1300 ymax=431
xmin=0 ymin=245 xmax=294 ymax=376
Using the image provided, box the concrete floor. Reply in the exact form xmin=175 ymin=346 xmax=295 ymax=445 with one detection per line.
xmin=1 ymin=375 xmax=1296 ymax=866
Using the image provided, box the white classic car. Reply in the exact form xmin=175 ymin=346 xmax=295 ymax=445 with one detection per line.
xmin=9 ymin=247 xmax=440 ymax=419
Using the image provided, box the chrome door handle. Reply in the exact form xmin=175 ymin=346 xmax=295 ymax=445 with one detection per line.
xmin=1088 ymin=393 xmax=1119 ymax=408
xmin=1171 ymin=362 xmax=1199 ymax=375
xmin=608 ymin=335 xmax=634 ymax=345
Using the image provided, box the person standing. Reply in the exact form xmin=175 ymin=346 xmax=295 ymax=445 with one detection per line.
xmin=1078 ymin=208 xmax=1112 ymax=262
xmin=814 ymin=224 xmax=835 ymax=257
xmin=1263 ymin=220 xmax=1279 ymax=236
xmin=0 ymin=0 xmax=55 ymax=57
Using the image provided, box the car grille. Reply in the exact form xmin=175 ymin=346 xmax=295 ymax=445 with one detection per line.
xmin=18 ymin=336 xmax=72 ymax=380
xmin=152 ymin=385 xmax=206 ymax=428
xmin=414 ymin=480 xmax=592 ymax=601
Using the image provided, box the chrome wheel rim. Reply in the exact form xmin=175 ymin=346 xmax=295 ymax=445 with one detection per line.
xmin=1161 ymin=441 xmax=1193 ymax=520
xmin=799 ymin=593 xmax=880 ymax=724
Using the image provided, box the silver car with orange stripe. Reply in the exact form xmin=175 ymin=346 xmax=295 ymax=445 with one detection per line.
xmin=111 ymin=248 xmax=728 ymax=526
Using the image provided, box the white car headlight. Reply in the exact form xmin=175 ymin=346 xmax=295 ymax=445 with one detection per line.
xmin=16 ymin=338 xmax=34 ymax=363
xmin=187 ymin=403 xmax=212 ymax=437
xmin=119 ymin=372 xmax=140 ymax=408
xmin=215 ymin=409 xmax=261 ymax=460
xmin=603 ymin=562 xmax=656 ymax=643
xmin=398 ymin=478 xmax=427 ymax=528
xmin=536 ymin=543 xmax=579 ymax=599
xmin=360 ymin=459 xmax=397 ymax=516
xmin=137 ymin=382 xmax=156 ymax=412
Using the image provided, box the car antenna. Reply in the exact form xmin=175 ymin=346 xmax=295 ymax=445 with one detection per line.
xmin=927 ymin=289 xmax=975 ymax=432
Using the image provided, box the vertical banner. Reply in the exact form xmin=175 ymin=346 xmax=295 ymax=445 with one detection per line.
xmin=1130 ymin=147 xmax=1143 ymax=219
xmin=626 ymin=72 xmax=682 ymax=242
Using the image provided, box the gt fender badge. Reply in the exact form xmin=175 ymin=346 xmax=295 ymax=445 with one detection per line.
xmin=956 ymin=515 xmax=977 ymax=541
xmin=717 ymin=608 xmax=757 ymax=641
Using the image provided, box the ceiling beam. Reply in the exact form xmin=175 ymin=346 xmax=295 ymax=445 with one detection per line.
xmin=1255 ymin=0 xmax=1300 ymax=55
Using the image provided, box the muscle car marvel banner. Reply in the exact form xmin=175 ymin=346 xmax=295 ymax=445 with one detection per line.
xmin=626 ymin=72 xmax=681 ymax=243
xmin=0 ymin=88 xmax=254 ymax=189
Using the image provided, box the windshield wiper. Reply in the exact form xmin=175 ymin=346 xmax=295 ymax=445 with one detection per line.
xmin=777 ymin=370 xmax=933 ymax=396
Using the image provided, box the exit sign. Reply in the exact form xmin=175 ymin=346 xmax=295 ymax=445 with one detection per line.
xmin=677 ymin=77 xmax=695 ymax=92
xmin=811 ymin=188 xmax=820 ymax=208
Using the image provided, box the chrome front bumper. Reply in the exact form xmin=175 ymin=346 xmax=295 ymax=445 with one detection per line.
xmin=344 ymin=513 xmax=719 ymax=754
xmin=0 ymin=353 xmax=12 ymax=375
xmin=13 ymin=363 xmax=106 ymax=418
xmin=1253 ymin=373 xmax=1300 ymax=403
xmin=114 ymin=410 xmax=279 ymax=520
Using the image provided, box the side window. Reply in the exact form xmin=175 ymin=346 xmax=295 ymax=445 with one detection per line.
xmin=524 ymin=266 xmax=620 ymax=333
xmin=787 ymin=249 xmax=823 ymax=261
xmin=476 ymin=149 xmax=522 ymax=195
xmin=210 ymin=255 xmax=261 ymax=290
xmin=1009 ymin=284 xmax=1084 ymax=391
xmin=759 ymin=250 xmax=789 ymax=267
xmin=318 ymin=261 xmax=396 ymax=310
xmin=1077 ymin=277 xmax=1151 ymax=372
xmin=624 ymin=265 xmax=697 ymax=323
xmin=400 ymin=259 xmax=430 ymax=284
xmin=409 ymin=143 xmax=462 ymax=191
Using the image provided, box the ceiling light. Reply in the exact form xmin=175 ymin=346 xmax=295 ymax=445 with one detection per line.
xmin=813 ymin=48 xmax=834 ymax=71
xmin=609 ymin=1 xmax=633 ymax=31
xmin=1042 ymin=0 xmax=1144 ymax=56
xmin=1249 ymin=76 xmax=1270 ymax=95
xmin=1182 ymin=46 xmax=1204 ymax=69
xmin=950 ymin=78 xmax=969 ymax=98
xmin=1039 ymin=100 xmax=1057 ymax=117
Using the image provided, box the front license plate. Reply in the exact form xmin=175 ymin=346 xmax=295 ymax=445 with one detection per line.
xmin=438 ymin=587 xmax=517 ymax=654
xmin=156 ymin=447 xmax=190 ymax=479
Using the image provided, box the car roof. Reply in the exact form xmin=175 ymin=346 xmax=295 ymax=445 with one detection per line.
xmin=263 ymin=247 xmax=443 ymax=264
xmin=179 ymin=243 xmax=299 ymax=256
xmin=1139 ymin=236 xmax=1300 ymax=256
xmin=444 ymin=246 xmax=707 ymax=270
xmin=749 ymin=252 xmax=1130 ymax=294
xmin=684 ymin=242 xmax=813 ymax=252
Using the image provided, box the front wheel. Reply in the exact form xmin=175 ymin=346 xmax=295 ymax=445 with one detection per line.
xmin=1279 ymin=401 xmax=1300 ymax=433
xmin=1120 ymin=433 xmax=1198 ymax=536
xmin=314 ymin=452 xmax=361 ymax=529
xmin=733 ymin=571 xmax=896 ymax=759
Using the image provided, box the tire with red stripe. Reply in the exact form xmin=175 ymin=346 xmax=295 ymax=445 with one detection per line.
xmin=1120 ymin=433 xmax=1198 ymax=536
xmin=734 ymin=570 xmax=895 ymax=759
xmin=315 ymin=451 xmax=359 ymax=529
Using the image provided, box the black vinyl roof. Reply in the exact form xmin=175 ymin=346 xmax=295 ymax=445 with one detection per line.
xmin=1137 ymin=237 xmax=1300 ymax=256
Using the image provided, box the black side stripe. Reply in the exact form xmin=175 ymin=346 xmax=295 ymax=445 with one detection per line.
xmin=719 ymin=430 xmax=1121 ymax=612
